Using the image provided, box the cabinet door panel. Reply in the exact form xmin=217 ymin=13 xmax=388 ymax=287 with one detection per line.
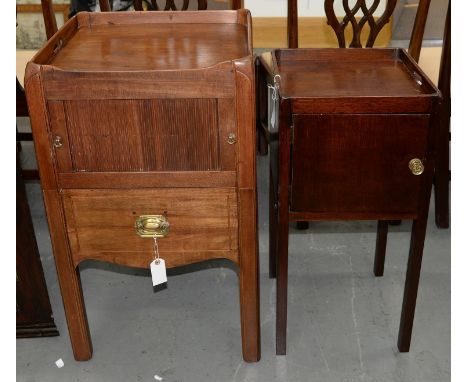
xmin=291 ymin=114 xmax=430 ymax=214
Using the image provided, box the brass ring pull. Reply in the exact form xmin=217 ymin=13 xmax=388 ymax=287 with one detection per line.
xmin=135 ymin=215 xmax=169 ymax=238
xmin=408 ymin=158 xmax=424 ymax=176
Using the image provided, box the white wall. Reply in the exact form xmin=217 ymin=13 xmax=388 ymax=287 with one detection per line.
xmin=244 ymin=0 xmax=385 ymax=18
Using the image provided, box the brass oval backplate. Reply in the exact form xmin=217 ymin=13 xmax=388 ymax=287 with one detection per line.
xmin=408 ymin=158 xmax=424 ymax=176
xmin=135 ymin=215 xmax=169 ymax=238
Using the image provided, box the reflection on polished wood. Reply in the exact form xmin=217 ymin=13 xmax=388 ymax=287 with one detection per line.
xmin=49 ymin=22 xmax=249 ymax=71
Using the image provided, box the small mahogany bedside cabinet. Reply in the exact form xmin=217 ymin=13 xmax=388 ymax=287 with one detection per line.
xmin=258 ymin=48 xmax=440 ymax=355
xmin=24 ymin=10 xmax=260 ymax=362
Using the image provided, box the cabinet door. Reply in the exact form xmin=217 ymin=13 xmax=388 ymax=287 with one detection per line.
xmin=290 ymin=114 xmax=431 ymax=215
xmin=47 ymin=98 xmax=236 ymax=173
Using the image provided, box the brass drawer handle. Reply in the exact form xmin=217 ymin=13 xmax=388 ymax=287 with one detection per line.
xmin=135 ymin=215 xmax=169 ymax=238
xmin=408 ymin=158 xmax=424 ymax=176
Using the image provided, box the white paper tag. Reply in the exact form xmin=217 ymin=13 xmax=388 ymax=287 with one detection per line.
xmin=150 ymin=259 xmax=167 ymax=286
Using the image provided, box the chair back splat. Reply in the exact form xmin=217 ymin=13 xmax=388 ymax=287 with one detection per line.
xmin=324 ymin=0 xmax=397 ymax=48
xmin=134 ymin=1 xmax=207 ymax=11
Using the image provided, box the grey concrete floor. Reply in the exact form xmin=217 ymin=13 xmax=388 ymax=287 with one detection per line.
xmin=16 ymin=136 xmax=450 ymax=381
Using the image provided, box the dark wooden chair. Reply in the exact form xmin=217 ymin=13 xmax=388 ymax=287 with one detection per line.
xmin=324 ymin=0 xmax=398 ymax=48
xmin=16 ymin=0 xmax=110 ymax=181
xmin=41 ymin=0 xmax=111 ymax=39
xmin=134 ymin=0 xmax=207 ymax=10
xmin=15 ymin=0 xmax=63 ymax=180
xmin=133 ymin=0 xmax=242 ymax=11
xmin=16 ymin=78 xmax=39 ymax=181
xmin=41 ymin=0 xmax=243 ymax=32
xmin=17 ymin=148 xmax=59 ymax=338
xmin=286 ymin=0 xmax=430 ymax=52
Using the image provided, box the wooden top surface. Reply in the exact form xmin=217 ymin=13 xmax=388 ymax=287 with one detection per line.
xmin=42 ymin=11 xmax=250 ymax=71
xmin=264 ymin=49 xmax=438 ymax=99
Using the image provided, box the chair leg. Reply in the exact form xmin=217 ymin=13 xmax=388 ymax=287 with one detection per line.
xmin=269 ymin=171 xmax=278 ymax=279
xmin=374 ymin=220 xmax=389 ymax=277
xmin=397 ymin=217 xmax=428 ymax=352
xmin=275 ymin=207 xmax=289 ymax=355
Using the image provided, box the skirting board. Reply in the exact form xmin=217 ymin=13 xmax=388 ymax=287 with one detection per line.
xmin=252 ymin=17 xmax=392 ymax=48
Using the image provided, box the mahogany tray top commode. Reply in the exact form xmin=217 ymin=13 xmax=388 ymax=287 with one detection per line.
xmin=258 ymin=48 xmax=440 ymax=355
xmin=25 ymin=10 xmax=260 ymax=362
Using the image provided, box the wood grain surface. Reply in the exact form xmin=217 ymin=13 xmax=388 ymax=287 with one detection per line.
xmin=274 ymin=49 xmax=436 ymax=99
xmin=290 ymin=113 xmax=430 ymax=214
xmin=48 ymin=17 xmax=249 ymax=71
xmin=42 ymin=68 xmax=236 ymax=100
xmin=62 ymin=188 xmax=238 ymax=267
xmin=60 ymin=99 xmax=220 ymax=172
